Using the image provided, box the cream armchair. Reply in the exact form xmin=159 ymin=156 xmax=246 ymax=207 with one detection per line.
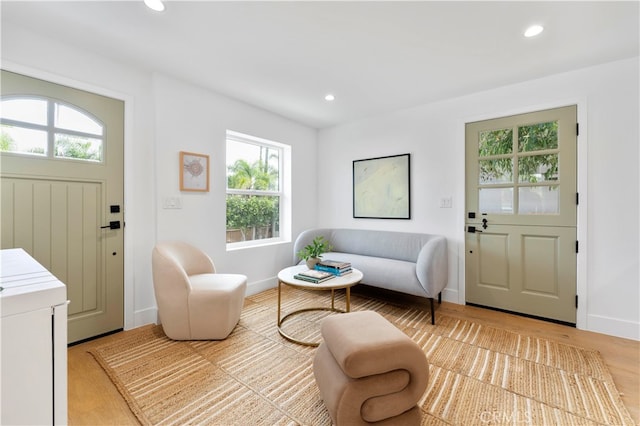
xmin=152 ymin=241 xmax=247 ymax=340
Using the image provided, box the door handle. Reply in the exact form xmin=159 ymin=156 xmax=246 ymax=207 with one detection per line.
xmin=467 ymin=226 xmax=483 ymax=233
xmin=101 ymin=221 xmax=121 ymax=230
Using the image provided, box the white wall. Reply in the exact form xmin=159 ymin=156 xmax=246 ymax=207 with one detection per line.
xmin=318 ymin=57 xmax=639 ymax=340
xmin=152 ymin=73 xmax=318 ymax=294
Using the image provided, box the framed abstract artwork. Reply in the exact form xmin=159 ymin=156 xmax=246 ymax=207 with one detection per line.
xmin=180 ymin=151 xmax=210 ymax=192
xmin=353 ymin=153 xmax=411 ymax=219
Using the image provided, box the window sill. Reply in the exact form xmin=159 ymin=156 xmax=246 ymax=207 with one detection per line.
xmin=226 ymin=237 xmax=290 ymax=251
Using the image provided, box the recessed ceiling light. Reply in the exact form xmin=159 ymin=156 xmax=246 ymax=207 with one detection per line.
xmin=144 ymin=0 xmax=165 ymax=12
xmin=324 ymin=94 xmax=335 ymax=101
xmin=524 ymin=25 xmax=544 ymax=38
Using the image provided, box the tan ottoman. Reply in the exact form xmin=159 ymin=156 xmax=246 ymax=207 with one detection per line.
xmin=313 ymin=311 xmax=429 ymax=425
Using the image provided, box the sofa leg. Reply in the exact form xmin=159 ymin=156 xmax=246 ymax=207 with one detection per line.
xmin=430 ymin=298 xmax=435 ymax=325
xmin=438 ymin=292 xmax=442 ymax=304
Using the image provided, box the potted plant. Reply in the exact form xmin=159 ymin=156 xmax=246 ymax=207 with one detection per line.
xmin=297 ymin=236 xmax=333 ymax=269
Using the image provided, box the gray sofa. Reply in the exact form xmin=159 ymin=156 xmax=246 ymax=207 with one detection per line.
xmin=293 ymin=228 xmax=448 ymax=324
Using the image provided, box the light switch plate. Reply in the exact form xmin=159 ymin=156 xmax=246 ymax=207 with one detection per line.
xmin=163 ymin=197 xmax=182 ymax=209
xmin=440 ymin=197 xmax=452 ymax=208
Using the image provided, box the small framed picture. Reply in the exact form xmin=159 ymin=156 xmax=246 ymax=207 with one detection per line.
xmin=180 ymin=151 xmax=210 ymax=192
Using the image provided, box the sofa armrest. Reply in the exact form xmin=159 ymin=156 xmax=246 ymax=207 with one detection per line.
xmin=415 ymin=236 xmax=448 ymax=298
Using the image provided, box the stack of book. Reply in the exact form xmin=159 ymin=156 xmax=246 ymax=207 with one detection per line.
xmin=314 ymin=259 xmax=352 ymax=276
xmin=293 ymin=269 xmax=335 ymax=283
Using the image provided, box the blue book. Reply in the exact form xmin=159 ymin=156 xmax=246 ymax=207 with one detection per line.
xmin=315 ymin=264 xmax=353 ymax=276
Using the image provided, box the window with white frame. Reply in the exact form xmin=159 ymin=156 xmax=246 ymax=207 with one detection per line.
xmin=0 ymin=96 xmax=104 ymax=162
xmin=226 ymin=130 xmax=289 ymax=247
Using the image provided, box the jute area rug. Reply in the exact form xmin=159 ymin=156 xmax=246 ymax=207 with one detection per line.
xmin=89 ymin=287 xmax=634 ymax=425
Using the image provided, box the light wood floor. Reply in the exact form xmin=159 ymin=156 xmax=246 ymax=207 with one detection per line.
xmin=68 ymin=295 xmax=639 ymax=425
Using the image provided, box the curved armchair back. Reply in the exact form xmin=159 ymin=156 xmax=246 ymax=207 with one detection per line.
xmin=152 ymin=242 xmax=196 ymax=338
xmin=155 ymin=241 xmax=216 ymax=276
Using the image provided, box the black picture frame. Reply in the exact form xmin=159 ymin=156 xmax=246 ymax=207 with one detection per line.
xmin=353 ymin=153 xmax=411 ymax=219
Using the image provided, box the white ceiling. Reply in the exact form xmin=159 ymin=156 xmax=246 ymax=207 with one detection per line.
xmin=2 ymin=1 xmax=638 ymax=129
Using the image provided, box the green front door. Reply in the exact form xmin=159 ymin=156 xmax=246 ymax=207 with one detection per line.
xmin=1 ymin=70 xmax=125 ymax=342
xmin=465 ymin=106 xmax=577 ymax=324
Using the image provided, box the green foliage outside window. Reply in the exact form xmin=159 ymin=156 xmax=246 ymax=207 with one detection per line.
xmin=227 ymin=158 xmax=278 ymax=191
xmin=226 ymin=195 xmax=279 ymax=241
xmin=226 ymin=156 xmax=279 ymax=242
xmin=479 ymin=121 xmax=558 ymax=185
xmin=55 ymin=135 xmax=102 ymax=161
xmin=1 ymin=128 xmax=101 ymax=160
xmin=1 ymin=130 xmax=15 ymax=151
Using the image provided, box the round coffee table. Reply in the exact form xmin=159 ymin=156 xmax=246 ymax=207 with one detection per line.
xmin=277 ymin=264 xmax=363 ymax=346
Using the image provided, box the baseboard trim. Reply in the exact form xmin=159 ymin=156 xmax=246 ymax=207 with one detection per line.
xmin=587 ymin=314 xmax=640 ymax=341
xmin=247 ymin=277 xmax=277 ymax=296
xmin=133 ymin=307 xmax=158 ymax=330
xmin=441 ymin=287 xmax=458 ymax=304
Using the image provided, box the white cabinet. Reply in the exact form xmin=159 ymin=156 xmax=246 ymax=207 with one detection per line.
xmin=1 ymin=248 xmax=68 ymax=425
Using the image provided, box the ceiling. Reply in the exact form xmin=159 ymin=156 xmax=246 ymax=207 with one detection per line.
xmin=1 ymin=1 xmax=638 ymax=129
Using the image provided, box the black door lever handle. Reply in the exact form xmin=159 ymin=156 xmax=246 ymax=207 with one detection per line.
xmin=101 ymin=221 xmax=121 ymax=230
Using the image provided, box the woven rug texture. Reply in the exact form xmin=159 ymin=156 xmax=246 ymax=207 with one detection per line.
xmin=89 ymin=287 xmax=635 ymax=425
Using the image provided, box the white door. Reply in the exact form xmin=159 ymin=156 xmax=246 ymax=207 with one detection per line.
xmin=0 ymin=70 xmax=124 ymax=343
xmin=465 ymin=106 xmax=577 ymax=324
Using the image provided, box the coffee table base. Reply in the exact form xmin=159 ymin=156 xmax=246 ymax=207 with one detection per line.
xmin=277 ymin=282 xmax=351 ymax=347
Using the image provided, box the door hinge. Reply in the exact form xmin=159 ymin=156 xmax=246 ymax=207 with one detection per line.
xmin=576 ymin=123 xmax=579 ymax=136
xmin=575 ymin=241 xmax=579 ymax=253
xmin=576 ymin=192 xmax=579 ymax=205
xmin=575 ymin=295 xmax=578 ymax=308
